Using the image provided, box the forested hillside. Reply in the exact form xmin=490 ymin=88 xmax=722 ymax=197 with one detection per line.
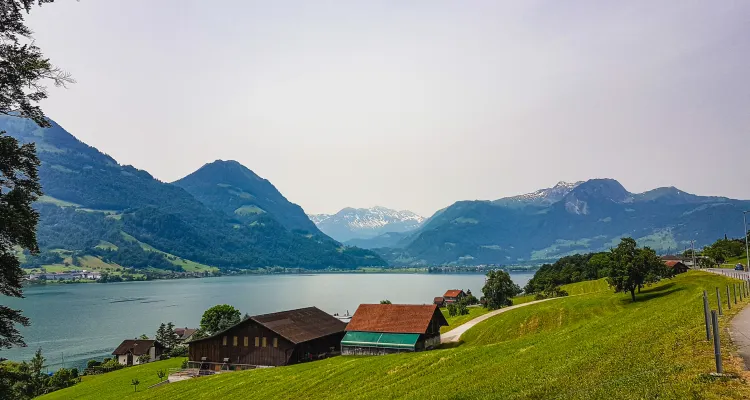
xmin=1 ymin=116 xmax=386 ymax=271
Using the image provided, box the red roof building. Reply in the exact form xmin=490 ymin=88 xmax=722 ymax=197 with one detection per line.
xmin=443 ymin=289 xmax=466 ymax=304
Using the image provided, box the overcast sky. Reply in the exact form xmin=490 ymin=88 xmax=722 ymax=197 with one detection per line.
xmin=25 ymin=1 xmax=750 ymax=216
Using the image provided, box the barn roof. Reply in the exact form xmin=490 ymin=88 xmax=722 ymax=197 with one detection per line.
xmin=664 ymin=260 xmax=686 ymax=268
xmin=443 ymin=290 xmax=464 ymax=297
xmin=345 ymin=304 xmax=448 ymax=334
xmin=434 ymin=297 xmax=444 ymax=303
xmin=251 ymin=307 xmax=346 ymax=344
xmin=112 ymin=339 xmax=162 ymax=356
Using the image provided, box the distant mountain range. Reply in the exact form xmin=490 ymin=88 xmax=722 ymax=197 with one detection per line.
xmin=375 ymin=179 xmax=750 ymax=266
xmin=0 ymin=115 xmax=385 ymax=272
xmin=309 ymin=206 xmax=424 ymax=242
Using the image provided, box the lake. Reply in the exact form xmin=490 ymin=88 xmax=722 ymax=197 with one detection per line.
xmin=1 ymin=272 xmax=533 ymax=370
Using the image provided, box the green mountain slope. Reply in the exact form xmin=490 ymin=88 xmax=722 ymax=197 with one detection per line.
xmin=173 ymin=160 xmax=321 ymax=234
xmin=382 ymin=179 xmax=750 ymax=265
xmin=1 ymin=115 xmax=386 ymax=270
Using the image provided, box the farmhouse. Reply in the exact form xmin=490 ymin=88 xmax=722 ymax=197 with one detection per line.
xmin=112 ymin=339 xmax=164 ymax=366
xmin=433 ymin=297 xmax=445 ymax=307
xmin=341 ymin=304 xmax=449 ymax=356
xmin=175 ymin=327 xmax=198 ymax=343
xmin=664 ymin=260 xmax=689 ymax=274
xmin=443 ymin=289 xmax=466 ymax=304
xmin=187 ymin=307 xmax=345 ymax=370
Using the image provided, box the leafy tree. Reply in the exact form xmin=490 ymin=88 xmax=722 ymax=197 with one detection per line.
xmin=379 ymin=299 xmax=392 ymax=304
xmin=524 ymin=252 xmax=611 ymax=294
xmin=446 ymin=303 xmax=458 ymax=317
xmin=1 ymin=0 xmax=74 ymax=352
xmin=156 ymin=369 xmax=166 ymax=382
xmin=456 ymin=299 xmax=469 ymax=316
xmin=131 ymin=378 xmax=140 ymax=392
xmin=482 ymin=270 xmax=521 ymax=309
xmin=86 ymin=360 xmax=101 ymax=370
xmin=47 ymin=367 xmax=79 ymax=391
xmin=606 ymin=238 xmax=667 ymax=301
xmin=199 ymin=304 xmax=241 ymax=335
xmin=138 ymin=334 xmax=149 ymax=340
xmin=136 ymin=354 xmax=151 ymax=364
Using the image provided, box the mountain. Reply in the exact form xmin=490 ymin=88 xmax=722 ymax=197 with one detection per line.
xmin=309 ymin=206 xmax=424 ymax=242
xmin=173 ymin=160 xmax=320 ymax=234
xmin=493 ymin=181 xmax=583 ymax=207
xmin=377 ymin=179 xmax=750 ymax=266
xmin=0 ymin=115 xmax=386 ymax=271
xmin=344 ymin=231 xmax=411 ymax=249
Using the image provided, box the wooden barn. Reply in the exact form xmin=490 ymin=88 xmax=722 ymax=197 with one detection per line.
xmin=664 ymin=260 xmax=689 ymax=274
xmin=341 ymin=304 xmax=449 ymax=356
xmin=187 ymin=307 xmax=345 ymax=370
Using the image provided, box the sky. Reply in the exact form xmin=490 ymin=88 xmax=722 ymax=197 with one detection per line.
xmin=24 ymin=0 xmax=750 ymax=217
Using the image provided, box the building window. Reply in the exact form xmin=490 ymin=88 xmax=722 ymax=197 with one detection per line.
xmin=273 ymin=338 xmax=278 ymax=348
xmin=233 ymin=336 xmax=238 ymax=346
xmin=244 ymin=336 xmax=249 ymax=347
xmin=254 ymin=337 xmax=259 ymax=347
xmin=222 ymin=336 xmax=227 ymax=346
xmin=262 ymin=337 xmax=267 ymax=347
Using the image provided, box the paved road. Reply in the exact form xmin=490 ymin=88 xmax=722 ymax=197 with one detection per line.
xmin=441 ymin=297 xmax=556 ymax=343
xmin=705 ymin=268 xmax=750 ymax=369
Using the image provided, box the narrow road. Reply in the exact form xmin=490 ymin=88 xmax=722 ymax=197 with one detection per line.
xmin=441 ymin=297 xmax=556 ymax=343
xmin=704 ymin=268 xmax=750 ymax=369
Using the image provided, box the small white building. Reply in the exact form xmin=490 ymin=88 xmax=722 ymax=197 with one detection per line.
xmin=112 ymin=339 xmax=165 ymax=366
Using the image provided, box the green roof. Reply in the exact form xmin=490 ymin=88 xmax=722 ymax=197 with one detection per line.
xmin=341 ymin=331 xmax=420 ymax=349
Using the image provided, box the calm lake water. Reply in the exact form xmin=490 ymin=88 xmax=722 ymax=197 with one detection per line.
xmin=2 ymin=272 xmax=533 ymax=370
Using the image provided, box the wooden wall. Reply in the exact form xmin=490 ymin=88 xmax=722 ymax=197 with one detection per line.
xmin=188 ymin=320 xmax=344 ymax=367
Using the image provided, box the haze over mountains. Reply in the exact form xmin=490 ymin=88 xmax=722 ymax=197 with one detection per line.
xmin=374 ymin=179 xmax=750 ymax=265
xmin=309 ymin=207 xmax=424 ymax=242
xmin=0 ymin=116 xmax=385 ymax=271
xmin=2 ymin=114 xmax=748 ymax=271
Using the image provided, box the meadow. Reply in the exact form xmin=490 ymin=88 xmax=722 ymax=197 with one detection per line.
xmin=39 ymin=271 xmax=750 ymax=399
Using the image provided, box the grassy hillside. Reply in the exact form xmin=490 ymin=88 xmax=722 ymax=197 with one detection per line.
xmin=43 ymin=271 xmax=750 ymax=399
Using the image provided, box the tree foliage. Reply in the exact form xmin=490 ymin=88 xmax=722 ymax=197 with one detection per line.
xmin=606 ymin=238 xmax=668 ymax=301
xmin=482 ymin=270 xmax=521 ymax=310
xmin=524 ymin=252 xmax=611 ymax=294
xmin=199 ymin=304 xmax=241 ymax=336
xmin=379 ymin=299 xmax=392 ymax=304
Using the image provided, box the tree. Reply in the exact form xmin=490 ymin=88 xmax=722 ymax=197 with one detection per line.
xmin=165 ymin=322 xmax=178 ymax=349
xmin=1 ymin=0 xmax=73 ymax=352
xmin=199 ymin=305 xmax=241 ymax=336
xmin=456 ymin=299 xmax=469 ymax=316
xmin=446 ymin=303 xmax=458 ymax=317
xmin=156 ymin=369 xmax=166 ymax=382
xmin=131 ymin=378 xmax=140 ymax=392
xmin=482 ymin=270 xmax=521 ymax=310
xmin=606 ymin=238 xmax=667 ymax=301
xmin=138 ymin=334 xmax=149 ymax=340
xmin=155 ymin=323 xmax=167 ymax=347
xmin=379 ymin=299 xmax=392 ymax=304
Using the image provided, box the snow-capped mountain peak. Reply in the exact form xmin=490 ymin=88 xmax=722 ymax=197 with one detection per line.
xmin=308 ymin=206 xmax=424 ymax=242
xmin=494 ymin=181 xmax=584 ymax=207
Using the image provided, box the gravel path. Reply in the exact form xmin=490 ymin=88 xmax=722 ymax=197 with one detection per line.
xmin=440 ymin=297 xmax=556 ymax=343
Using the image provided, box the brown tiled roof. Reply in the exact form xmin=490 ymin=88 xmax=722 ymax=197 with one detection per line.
xmin=175 ymin=328 xmax=197 ymax=340
xmin=345 ymin=304 xmax=449 ymax=334
xmin=443 ymin=290 xmax=464 ymax=298
xmin=664 ymin=260 xmax=686 ymax=268
xmin=434 ymin=297 xmax=444 ymax=303
xmin=251 ymin=307 xmax=346 ymax=344
xmin=112 ymin=339 xmax=162 ymax=356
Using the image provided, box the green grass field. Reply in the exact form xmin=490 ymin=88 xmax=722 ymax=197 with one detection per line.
xmin=41 ymin=271 xmax=750 ymax=399
xmin=440 ymin=306 xmax=489 ymax=333
xmin=40 ymin=358 xmax=184 ymax=399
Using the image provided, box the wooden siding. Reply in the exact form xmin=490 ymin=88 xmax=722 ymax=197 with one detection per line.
xmin=188 ymin=319 xmax=344 ymax=367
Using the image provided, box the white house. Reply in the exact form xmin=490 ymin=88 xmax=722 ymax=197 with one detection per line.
xmin=112 ymin=339 xmax=165 ymax=366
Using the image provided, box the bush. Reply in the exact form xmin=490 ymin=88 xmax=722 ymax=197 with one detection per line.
xmin=447 ymin=303 xmax=458 ymax=317
xmin=87 ymin=359 xmax=101 ymax=369
xmin=168 ymin=345 xmax=188 ymax=358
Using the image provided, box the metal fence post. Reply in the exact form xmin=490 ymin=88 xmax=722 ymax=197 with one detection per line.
xmin=703 ymin=291 xmax=712 ymax=340
xmin=727 ymin=286 xmax=732 ymax=310
xmin=712 ymin=310 xmax=723 ymax=374
xmin=716 ymin=287 xmax=723 ymax=316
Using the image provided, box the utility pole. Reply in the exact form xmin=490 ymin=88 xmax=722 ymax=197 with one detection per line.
xmin=690 ymin=240 xmax=696 ymax=269
xmin=743 ymin=211 xmax=749 ymax=272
